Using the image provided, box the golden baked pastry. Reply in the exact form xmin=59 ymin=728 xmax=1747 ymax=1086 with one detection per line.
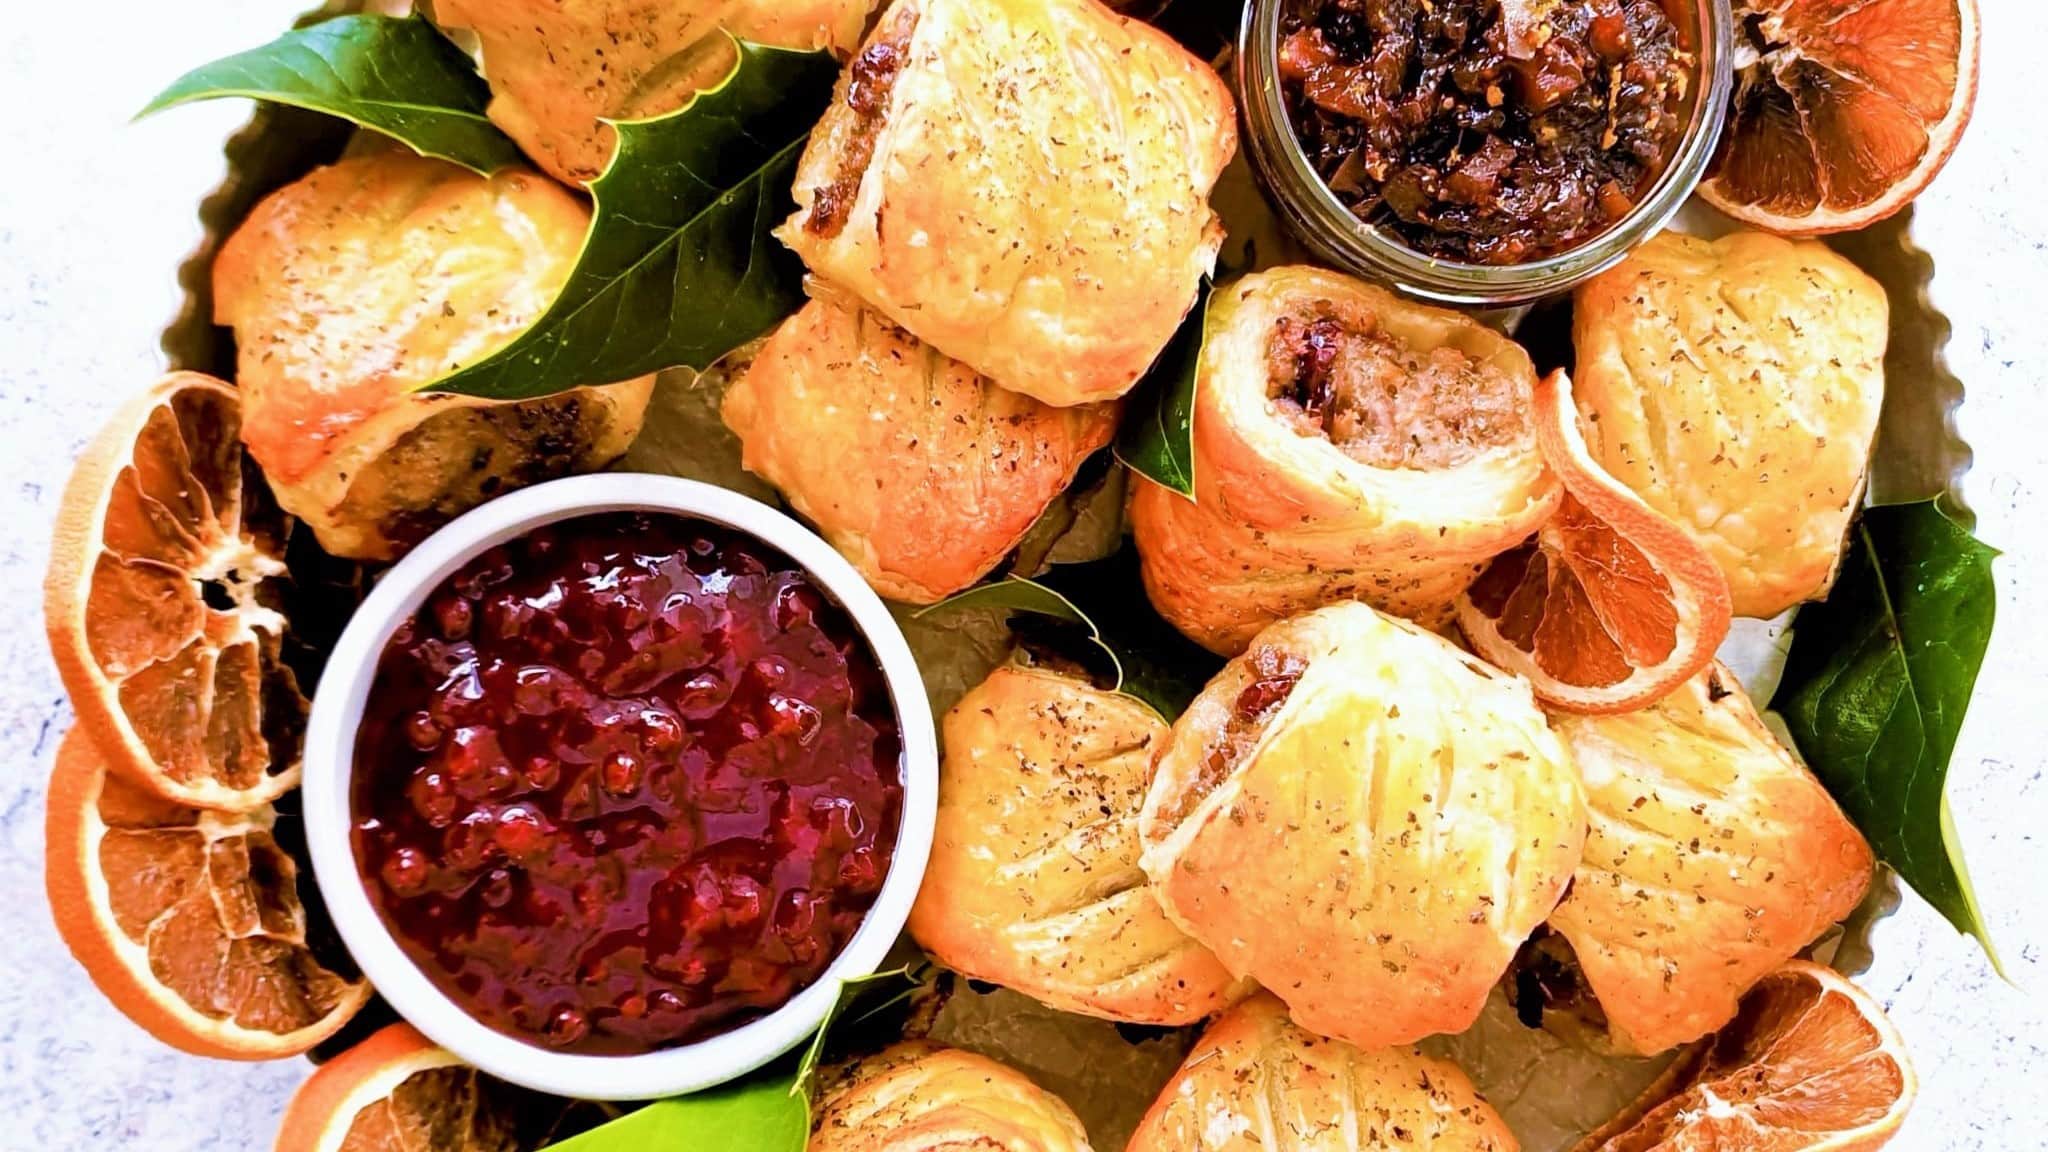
xmin=1128 ymin=993 xmax=1517 ymax=1152
xmin=722 ymin=297 xmax=1117 ymax=604
xmin=213 ymin=152 xmax=653 ymax=562
xmin=1137 ymin=602 xmax=1585 ymax=1050
xmin=779 ymin=0 xmax=1236 ymax=407
xmin=908 ymin=665 xmax=1241 ymax=1025
xmin=812 ymin=1041 xmax=1094 ymax=1152
xmin=433 ymin=0 xmax=878 ymax=186
xmin=1573 ymin=230 xmax=1888 ymax=618
xmin=1129 ymin=267 xmax=1558 ymax=655
xmin=1543 ymin=664 xmax=1874 ymax=1055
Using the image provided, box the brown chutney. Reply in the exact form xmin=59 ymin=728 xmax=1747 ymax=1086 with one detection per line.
xmin=1278 ymin=0 xmax=1692 ymax=265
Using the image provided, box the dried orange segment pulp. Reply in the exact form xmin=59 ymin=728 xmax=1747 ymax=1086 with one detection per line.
xmin=44 ymin=728 xmax=368 ymax=1060
xmin=277 ymin=1022 xmax=604 ymax=1152
xmin=1577 ymin=961 xmax=1915 ymax=1152
xmin=278 ymin=1024 xmax=510 ymax=1152
xmin=45 ymin=372 xmax=309 ymax=810
xmin=1702 ymin=0 xmax=1979 ymax=234
xmin=1457 ymin=371 xmax=1731 ymax=713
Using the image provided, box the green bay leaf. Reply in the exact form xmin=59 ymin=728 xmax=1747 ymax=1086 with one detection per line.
xmin=1771 ymin=497 xmax=2001 ymax=970
xmin=545 ymin=1075 xmax=806 ymax=1152
xmin=139 ymin=14 xmax=521 ymax=176
xmin=919 ymin=551 xmax=1222 ymax=722
xmin=431 ymin=39 xmax=838 ymax=399
xmin=1114 ymin=279 xmax=1211 ymax=499
xmin=795 ymin=966 xmax=925 ymax=1086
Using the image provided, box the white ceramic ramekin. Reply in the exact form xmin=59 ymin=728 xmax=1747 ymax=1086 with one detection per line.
xmin=300 ymin=473 xmax=938 ymax=1101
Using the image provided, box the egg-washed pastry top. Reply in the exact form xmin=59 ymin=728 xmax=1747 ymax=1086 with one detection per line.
xmin=434 ymin=0 xmax=878 ymax=186
xmin=722 ymin=295 xmax=1117 ymax=604
xmin=1127 ymin=993 xmax=1517 ymax=1152
xmin=812 ymin=1041 xmax=1095 ymax=1152
xmin=909 ymin=665 xmax=1242 ymax=1025
xmin=780 ymin=0 xmax=1237 ymax=408
xmin=212 ymin=151 xmax=652 ymax=561
xmin=1572 ymin=229 xmax=1888 ymax=618
xmin=1130 ymin=266 xmax=1557 ymax=653
xmin=1139 ymin=601 xmax=1585 ymax=1051
xmin=1541 ymin=664 xmax=1873 ymax=1055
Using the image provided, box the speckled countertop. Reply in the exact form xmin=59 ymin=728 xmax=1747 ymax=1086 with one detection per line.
xmin=2 ymin=4 xmax=2042 ymax=1149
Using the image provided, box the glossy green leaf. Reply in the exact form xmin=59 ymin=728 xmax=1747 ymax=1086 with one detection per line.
xmin=1114 ymin=279 xmax=1211 ymax=499
xmin=431 ymin=39 xmax=837 ymax=399
xmin=919 ymin=551 xmax=1222 ymax=721
xmin=546 ymin=1075 xmax=806 ymax=1152
xmin=1772 ymin=498 xmax=2002 ymax=971
xmin=1007 ymin=452 xmax=1126 ymax=578
xmin=139 ymin=15 xmax=522 ymax=176
xmin=145 ymin=22 xmax=833 ymax=401
xmin=795 ymin=966 xmax=925 ymax=1086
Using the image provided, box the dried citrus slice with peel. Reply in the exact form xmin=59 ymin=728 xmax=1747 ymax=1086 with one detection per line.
xmin=1576 ymin=960 xmax=1915 ymax=1152
xmin=1456 ymin=371 xmax=1731 ymax=713
xmin=45 ymin=372 xmax=309 ymax=810
xmin=1700 ymin=0 xmax=1980 ymax=235
xmin=277 ymin=1024 xmax=507 ymax=1152
xmin=277 ymin=1022 xmax=605 ymax=1152
xmin=44 ymin=727 xmax=368 ymax=1059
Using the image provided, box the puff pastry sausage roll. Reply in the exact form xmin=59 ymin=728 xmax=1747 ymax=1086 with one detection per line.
xmin=1130 ymin=267 xmax=1558 ymax=654
xmin=722 ymin=297 xmax=1117 ymax=603
xmin=434 ymin=0 xmax=878 ymax=186
xmin=909 ymin=666 xmax=1241 ymax=1025
xmin=213 ymin=153 xmax=653 ymax=562
xmin=1540 ymin=665 xmax=1874 ymax=1055
xmin=1138 ymin=602 xmax=1586 ymax=1050
xmin=780 ymin=0 xmax=1236 ymax=407
xmin=1573 ymin=230 xmax=1888 ymax=618
xmin=812 ymin=1042 xmax=1094 ymax=1152
xmin=1128 ymin=994 xmax=1517 ymax=1152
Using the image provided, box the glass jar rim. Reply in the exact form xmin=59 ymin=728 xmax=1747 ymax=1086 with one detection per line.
xmin=1236 ymin=0 xmax=1736 ymax=307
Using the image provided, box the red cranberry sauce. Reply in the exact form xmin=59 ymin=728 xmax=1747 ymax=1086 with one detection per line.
xmin=351 ymin=512 xmax=903 ymax=1055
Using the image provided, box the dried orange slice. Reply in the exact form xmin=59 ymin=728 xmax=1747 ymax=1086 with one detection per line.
xmin=277 ymin=1022 xmax=607 ymax=1152
xmin=44 ymin=727 xmax=368 ymax=1060
xmin=45 ymin=372 xmax=309 ymax=810
xmin=278 ymin=1024 xmax=505 ymax=1152
xmin=1700 ymin=0 xmax=1980 ymax=235
xmin=1456 ymin=371 xmax=1731 ymax=713
xmin=1576 ymin=960 xmax=1915 ymax=1152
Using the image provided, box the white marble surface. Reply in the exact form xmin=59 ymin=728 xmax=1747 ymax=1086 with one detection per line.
xmin=2 ymin=3 xmax=2043 ymax=1149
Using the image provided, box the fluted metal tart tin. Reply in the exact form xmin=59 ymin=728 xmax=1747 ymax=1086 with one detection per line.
xmin=157 ymin=0 xmax=1970 ymax=1143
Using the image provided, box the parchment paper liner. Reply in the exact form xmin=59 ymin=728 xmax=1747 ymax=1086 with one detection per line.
xmin=156 ymin=5 xmax=1969 ymax=1147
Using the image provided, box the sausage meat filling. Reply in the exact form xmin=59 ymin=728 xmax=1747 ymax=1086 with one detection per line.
xmin=806 ymin=9 xmax=919 ymax=239
xmin=1161 ymin=647 xmax=1308 ymax=830
xmin=1266 ymin=307 xmax=1525 ymax=470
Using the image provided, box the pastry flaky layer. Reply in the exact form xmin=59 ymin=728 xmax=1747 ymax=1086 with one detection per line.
xmin=722 ymin=296 xmax=1117 ymax=604
xmin=1128 ymin=993 xmax=1517 ymax=1152
xmin=434 ymin=0 xmax=878 ymax=186
xmin=1138 ymin=602 xmax=1586 ymax=1051
xmin=213 ymin=152 xmax=653 ymax=562
xmin=908 ymin=666 xmax=1243 ymax=1025
xmin=1573 ymin=230 xmax=1888 ymax=619
xmin=779 ymin=0 xmax=1236 ymax=407
xmin=812 ymin=1041 xmax=1095 ymax=1152
xmin=1545 ymin=664 xmax=1875 ymax=1056
xmin=1129 ymin=267 xmax=1559 ymax=655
